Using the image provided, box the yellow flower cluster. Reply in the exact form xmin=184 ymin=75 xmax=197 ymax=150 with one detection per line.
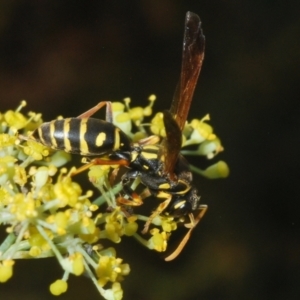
xmin=0 ymin=97 xmax=229 ymax=299
xmin=0 ymin=102 xmax=131 ymax=300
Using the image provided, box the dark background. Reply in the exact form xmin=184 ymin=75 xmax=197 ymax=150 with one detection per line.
xmin=1 ymin=1 xmax=299 ymax=299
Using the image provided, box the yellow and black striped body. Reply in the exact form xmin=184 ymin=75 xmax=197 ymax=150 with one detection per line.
xmin=31 ymin=117 xmax=131 ymax=156
xmin=129 ymin=144 xmax=163 ymax=173
xmin=31 ymin=116 xmax=199 ymax=220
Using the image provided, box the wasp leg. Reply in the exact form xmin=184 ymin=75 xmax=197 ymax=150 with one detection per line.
xmin=71 ymin=158 xmax=130 ymax=176
xmin=164 ymin=204 xmax=208 ymax=261
xmin=109 ymin=167 xmax=121 ymax=186
xmin=184 ymin=204 xmax=207 ymax=229
xmin=142 ymin=192 xmax=172 ymax=234
xmin=117 ymin=193 xmax=143 ymax=206
xmin=92 ymin=157 xmax=129 ymax=166
xmin=137 ymin=135 xmax=160 ymax=146
xmin=139 ymin=187 xmax=151 ymax=199
xmin=117 ymin=170 xmax=144 ymax=207
xmin=118 ymin=205 xmax=134 ymax=218
xmin=77 ymin=101 xmax=113 ymax=123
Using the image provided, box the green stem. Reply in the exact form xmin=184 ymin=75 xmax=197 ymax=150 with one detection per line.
xmin=132 ymin=233 xmax=149 ymax=248
xmin=36 ymin=224 xmax=64 ymax=262
xmin=93 ymin=182 xmax=123 ymax=206
xmin=188 ymin=164 xmax=206 ymax=176
xmin=81 ymin=257 xmax=107 ymax=297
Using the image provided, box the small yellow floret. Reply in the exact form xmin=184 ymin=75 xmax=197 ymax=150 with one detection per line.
xmin=49 ymin=279 xmax=68 ymax=296
xmin=0 ymin=260 xmax=15 ymax=282
xmin=147 ymin=228 xmax=168 ymax=252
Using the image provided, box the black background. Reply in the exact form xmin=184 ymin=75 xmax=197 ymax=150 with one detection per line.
xmin=1 ymin=1 xmax=299 ymax=299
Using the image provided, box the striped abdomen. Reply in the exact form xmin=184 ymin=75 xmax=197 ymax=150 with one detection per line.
xmin=31 ymin=118 xmax=131 ymax=156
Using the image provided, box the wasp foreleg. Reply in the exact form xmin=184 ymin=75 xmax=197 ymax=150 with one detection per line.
xmin=164 ymin=204 xmax=208 ymax=261
xmin=142 ymin=192 xmax=172 ymax=234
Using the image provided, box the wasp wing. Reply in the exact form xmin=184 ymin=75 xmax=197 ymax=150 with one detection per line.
xmin=171 ymin=11 xmax=205 ymax=130
xmin=163 ymin=12 xmax=205 ymax=176
xmin=162 ymin=110 xmax=182 ymax=178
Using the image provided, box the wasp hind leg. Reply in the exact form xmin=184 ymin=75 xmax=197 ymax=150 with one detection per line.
xmin=77 ymin=101 xmax=113 ymax=123
xmin=71 ymin=157 xmax=130 ymax=176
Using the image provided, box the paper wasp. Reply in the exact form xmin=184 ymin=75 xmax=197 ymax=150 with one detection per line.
xmin=28 ymin=12 xmax=207 ymax=261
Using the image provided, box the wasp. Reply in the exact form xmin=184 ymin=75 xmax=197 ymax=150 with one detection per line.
xmin=28 ymin=11 xmax=207 ymax=261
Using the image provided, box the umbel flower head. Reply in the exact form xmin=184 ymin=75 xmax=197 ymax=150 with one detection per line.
xmin=0 ymin=97 xmax=229 ymax=299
